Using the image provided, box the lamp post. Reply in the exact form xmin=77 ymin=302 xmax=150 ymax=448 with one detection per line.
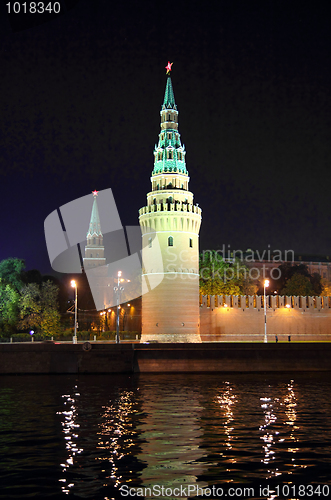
xmin=264 ymin=279 xmax=269 ymax=343
xmin=71 ymin=280 xmax=78 ymax=344
xmin=114 ymin=271 xmax=124 ymax=344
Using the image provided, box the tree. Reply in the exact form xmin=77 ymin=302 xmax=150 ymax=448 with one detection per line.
xmin=281 ymin=273 xmax=314 ymax=296
xmin=0 ymin=258 xmax=25 ymax=291
xmin=0 ymin=282 xmax=20 ymax=334
xmin=321 ymin=278 xmax=331 ymax=296
xmin=19 ymin=281 xmax=61 ymax=337
xmin=310 ymin=272 xmax=323 ymax=295
xmin=272 ymin=263 xmax=322 ymax=295
xmin=199 ymin=251 xmax=253 ymax=295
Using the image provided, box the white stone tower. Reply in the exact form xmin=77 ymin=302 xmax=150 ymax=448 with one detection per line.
xmin=139 ymin=69 xmax=202 ymax=342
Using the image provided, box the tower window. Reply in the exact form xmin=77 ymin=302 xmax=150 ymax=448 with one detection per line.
xmin=189 ymin=238 xmax=193 ymax=248
xmin=90 ymin=254 xmax=92 ymax=258
xmin=168 ymin=236 xmax=173 ymax=247
xmin=93 ymin=237 xmax=96 ymax=245
xmin=148 ymin=237 xmax=152 ymax=248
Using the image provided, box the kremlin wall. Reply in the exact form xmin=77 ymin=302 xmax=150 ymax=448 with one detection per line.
xmin=200 ymin=294 xmax=331 ymax=342
xmin=101 ymin=294 xmax=331 ymax=342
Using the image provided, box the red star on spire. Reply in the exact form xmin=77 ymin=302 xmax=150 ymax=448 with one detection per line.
xmin=92 ymin=190 xmax=98 ymax=196
xmin=165 ymin=61 xmax=173 ymax=75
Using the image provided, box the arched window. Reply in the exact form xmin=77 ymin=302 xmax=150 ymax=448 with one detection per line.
xmin=90 ymin=254 xmax=93 ymax=258
xmin=189 ymin=238 xmax=193 ymax=248
xmin=93 ymin=237 xmax=96 ymax=245
xmin=168 ymin=236 xmax=173 ymax=247
xmin=148 ymin=237 xmax=152 ymax=248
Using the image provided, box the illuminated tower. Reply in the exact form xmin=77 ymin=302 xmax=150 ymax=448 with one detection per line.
xmin=82 ymin=190 xmax=111 ymax=311
xmin=83 ymin=191 xmax=106 ymax=270
xmin=139 ymin=67 xmax=202 ymax=342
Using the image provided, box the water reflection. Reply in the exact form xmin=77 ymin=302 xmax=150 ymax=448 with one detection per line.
xmin=7 ymin=373 xmax=329 ymax=499
xmin=96 ymin=390 xmax=139 ymax=488
xmin=57 ymin=385 xmax=83 ymax=494
xmin=259 ymin=395 xmax=277 ymax=467
xmin=216 ymin=381 xmax=237 ymax=453
xmin=136 ymin=378 xmax=207 ymax=492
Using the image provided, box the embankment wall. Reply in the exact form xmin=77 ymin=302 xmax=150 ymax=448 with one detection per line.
xmin=0 ymin=342 xmax=331 ymax=374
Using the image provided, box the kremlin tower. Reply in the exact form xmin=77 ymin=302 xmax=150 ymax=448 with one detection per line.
xmin=139 ymin=65 xmax=202 ymax=342
xmin=83 ymin=191 xmax=106 ymax=270
xmin=83 ymin=191 xmax=110 ymax=311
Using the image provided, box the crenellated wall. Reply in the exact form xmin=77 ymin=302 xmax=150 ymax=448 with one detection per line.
xmin=200 ymin=295 xmax=331 ymax=342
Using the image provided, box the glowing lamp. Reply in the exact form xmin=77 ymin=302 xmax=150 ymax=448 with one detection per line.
xmin=285 ymin=304 xmax=291 ymax=308
xmin=71 ymin=280 xmax=76 ymax=288
xmin=264 ymin=279 xmax=270 ymax=287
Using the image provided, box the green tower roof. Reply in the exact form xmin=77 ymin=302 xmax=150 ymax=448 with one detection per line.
xmin=162 ymin=76 xmax=177 ymax=110
xmin=152 ymin=76 xmax=188 ymax=176
xmin=87 ymin=194 xmax=103 ymax=237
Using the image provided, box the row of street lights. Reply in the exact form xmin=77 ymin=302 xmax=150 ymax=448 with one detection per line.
xmin=72 ymin=276 xmax=275 ymax=344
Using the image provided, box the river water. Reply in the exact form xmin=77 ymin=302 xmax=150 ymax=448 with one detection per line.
xmin=0 ymin=373 xmax=330 ymax=499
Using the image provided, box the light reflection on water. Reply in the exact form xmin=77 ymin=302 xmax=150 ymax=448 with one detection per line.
xmin=0 ymin=373 xmax=331 ymax=499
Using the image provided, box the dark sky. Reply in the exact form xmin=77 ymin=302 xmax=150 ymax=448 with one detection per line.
xmin=1 ymin=0 xmax=331 ymax=278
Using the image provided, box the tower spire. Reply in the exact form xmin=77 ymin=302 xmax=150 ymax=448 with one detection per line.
xmin=83 ymin=191 xmax=106 ymax=270
xmin=152 ymin=72 xmax=187 ymax=176
xmin=162 ymin=76 xmax=177 ymax=110
xmin=87 ymin=191 xmax=102 ymax=238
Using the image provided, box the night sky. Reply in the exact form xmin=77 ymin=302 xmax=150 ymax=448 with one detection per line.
xmin=1 ymin=0 xmax=331 ymax=279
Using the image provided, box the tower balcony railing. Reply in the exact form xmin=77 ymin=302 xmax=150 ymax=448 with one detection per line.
xmin=139 ymin=203 xmax=201 ymax=216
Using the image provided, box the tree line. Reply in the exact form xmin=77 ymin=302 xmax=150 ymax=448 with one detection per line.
xmin=1 ymin=253 xmax=330 ymax=338
xmin=199 ymin=251 xmax=327 ymax=297
xmin=0 ymin=258 xmax=65 ymax=337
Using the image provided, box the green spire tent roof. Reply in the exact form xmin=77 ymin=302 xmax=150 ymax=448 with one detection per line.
xmin=152 ymin=76 xmax=188 ymax=176
xmin=162 ymin=76 xmax=177 ymax=110
xmin=87 ymin=195 xmax=103 ymax=237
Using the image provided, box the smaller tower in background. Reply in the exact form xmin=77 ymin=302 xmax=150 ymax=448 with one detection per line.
xmin=83 ymin=190 xmax=110 ymax=311
xmin=83 ymin=190 xmax=106 ymax=270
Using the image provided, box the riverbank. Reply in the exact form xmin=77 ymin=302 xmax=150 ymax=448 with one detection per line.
xmin=0 ymin=342 xmax=331 ymax=374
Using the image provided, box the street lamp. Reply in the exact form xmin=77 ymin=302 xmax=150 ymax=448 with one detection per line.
xmin=114 ymin=271 xmax=124 ymax=344
xmin=71 ymin=280 xmax=78 ymax=344
xmin=264 ymin=279 xmax=269 ymax=343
